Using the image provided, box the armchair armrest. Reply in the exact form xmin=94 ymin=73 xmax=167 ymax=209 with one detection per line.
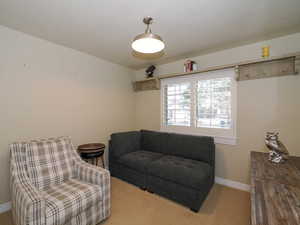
xmin=11 ymin=171 xmax=45 ymax=225
xmin=10 ymin=143 xmax=45 ymax=225
xmin=75 ymin=160 xmax=111 ymax=218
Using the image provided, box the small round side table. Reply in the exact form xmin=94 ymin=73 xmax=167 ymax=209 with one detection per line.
xmin=77 ymin=143 xmax=105 ymax=167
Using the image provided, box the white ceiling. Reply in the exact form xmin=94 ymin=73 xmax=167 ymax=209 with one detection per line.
xmin=0 ymin=0 xmax=300 ymax=69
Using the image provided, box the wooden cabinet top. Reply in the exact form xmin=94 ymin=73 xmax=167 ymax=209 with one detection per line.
xmin=251 ymin=151 xmax=300 ymax=186
xmin=251 ymin=151 xmax=300 ymax=225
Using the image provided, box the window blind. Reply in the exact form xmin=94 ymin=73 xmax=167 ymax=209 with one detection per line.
xmin=163 ymin=82 xmax=192 ymax=126
xmin=161 ymin=68 xmax=237 ymax=145
xmin=196 ymin=77 xmax=232 ymax=129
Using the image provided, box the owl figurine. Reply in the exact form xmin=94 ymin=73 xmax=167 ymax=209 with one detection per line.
xmin=265 ymin=132 xmax=289 ymax=163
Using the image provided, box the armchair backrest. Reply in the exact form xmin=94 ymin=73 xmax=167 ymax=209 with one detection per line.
xmin=18 ymin=136 xmax=76 ymax=190
xmin=10 ymin=142 xmax=29 ymax=184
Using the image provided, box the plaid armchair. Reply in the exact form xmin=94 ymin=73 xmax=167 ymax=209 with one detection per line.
xmin=10 ymin=136 xmax=110 ymax=225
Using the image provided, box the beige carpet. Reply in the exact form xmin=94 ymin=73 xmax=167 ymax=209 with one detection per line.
xmin=0 ymin=177 xmax=250 ymax=225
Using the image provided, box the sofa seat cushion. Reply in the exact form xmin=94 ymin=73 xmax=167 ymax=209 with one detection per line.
xmin=118 ymin=150 xmax=163 ymax=173
xmin=148 ymin=155 xmax=212 ymax=189
xmin=44 ymin=179 xmax=102 ymax=225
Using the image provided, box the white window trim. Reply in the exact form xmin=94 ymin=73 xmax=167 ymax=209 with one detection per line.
xmin=160 ymin=68 xmax=237 ymax=145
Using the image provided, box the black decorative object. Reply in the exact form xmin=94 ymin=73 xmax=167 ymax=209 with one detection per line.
xmin=145 ymin=65 xmax=156 ymax=78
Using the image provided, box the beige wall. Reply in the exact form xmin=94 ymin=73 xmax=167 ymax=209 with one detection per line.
xmin=0 ymin=26 xmax=135 ymax=203
xmin=1 ymin=25 xmax=300 ymax=204
xmin=135 ymin=32 xmax=300 ymax=185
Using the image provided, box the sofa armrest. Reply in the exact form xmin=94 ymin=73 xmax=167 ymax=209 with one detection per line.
xmin=110 ymin=131 xmax=141 ymax=159
xmin=75 ymin=160 xmax=111 ymax=218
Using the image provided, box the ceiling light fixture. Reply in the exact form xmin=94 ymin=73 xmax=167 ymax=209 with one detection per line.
xmin=132 ymin=17 xmax=165 ymax=54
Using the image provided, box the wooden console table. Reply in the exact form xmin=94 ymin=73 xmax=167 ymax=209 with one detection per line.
xmin=251 ymin=151 xmax=300 ymax=225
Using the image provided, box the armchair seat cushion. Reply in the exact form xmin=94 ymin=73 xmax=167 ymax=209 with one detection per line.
xmin=44 ymin=178 xmax=102 ymax=225
xmin=148 ymin=155 xmax=212 ymax=190
xmin=118 ymin=150 xmax=163 ymax=173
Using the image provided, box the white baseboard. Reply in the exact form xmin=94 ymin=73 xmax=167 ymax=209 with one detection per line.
xmin=215 ymin=176 xmax=250 ymax=192
xmin=0 ymin=201 xmax=11 ymax=214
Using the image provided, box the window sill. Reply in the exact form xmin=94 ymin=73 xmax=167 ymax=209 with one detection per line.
xmin=160 ymin=128 xmax=237 ymax=145
xmin=214 ymin=136 xmax=237 ymax=145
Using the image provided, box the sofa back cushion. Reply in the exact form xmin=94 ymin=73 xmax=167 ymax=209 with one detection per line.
xmin=166 ymin=133 xmax=214 ymax=165
xmin=26 ymin=136 xmax=75 ymax=190
xmin=110 ymin=131 xmax=141 ymax=158
xmin=141 ymin=130 xmax=168 ymax=154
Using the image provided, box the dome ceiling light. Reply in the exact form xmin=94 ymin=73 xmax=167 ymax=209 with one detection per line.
xmin=132 ymin=17 xmax=165 ymax=54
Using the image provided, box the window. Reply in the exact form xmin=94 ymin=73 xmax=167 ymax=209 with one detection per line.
xmin=164 ymin=82 xmax=191 ymax=126
xmin=196 ymin=77 xmax=231 ymax=129
xmin=161 ymin=68 xmax=237 ymax=145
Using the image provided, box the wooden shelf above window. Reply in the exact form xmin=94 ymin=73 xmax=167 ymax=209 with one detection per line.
xmin=132 ymin=52 xmax=300 ymax=92
xmin=132 ymin=78 xmax=160 ymax=92
xmin=237 ymin=56 xmax=297 ymax=81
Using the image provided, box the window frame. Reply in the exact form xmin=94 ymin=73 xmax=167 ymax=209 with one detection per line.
xmin=160 ymin=68 xmax=237 ymax=145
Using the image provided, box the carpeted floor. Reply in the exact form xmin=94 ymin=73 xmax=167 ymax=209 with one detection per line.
xmin=0 ymin=177 xmax=250 ymax=225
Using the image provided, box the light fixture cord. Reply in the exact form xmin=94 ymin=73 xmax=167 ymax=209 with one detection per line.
xmin=145 ymin=24 xmax=151 ymax=34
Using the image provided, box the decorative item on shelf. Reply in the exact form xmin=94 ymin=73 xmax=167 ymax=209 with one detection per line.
xmin=265 ymin=132 xmax=289 ymax=163
xmin=184 ymin=60 xmax=197 ymax=72
xmin=192 ymin=61 xmax=198 ymax=71
xmin=145 ymin=65 xmax=156 ymax=78
xmin=262 ymin=46 xmax=270 ymax=58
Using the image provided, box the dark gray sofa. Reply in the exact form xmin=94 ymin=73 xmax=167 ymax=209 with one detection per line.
xmin=109 ymin=130 xmax=215 ymax=212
